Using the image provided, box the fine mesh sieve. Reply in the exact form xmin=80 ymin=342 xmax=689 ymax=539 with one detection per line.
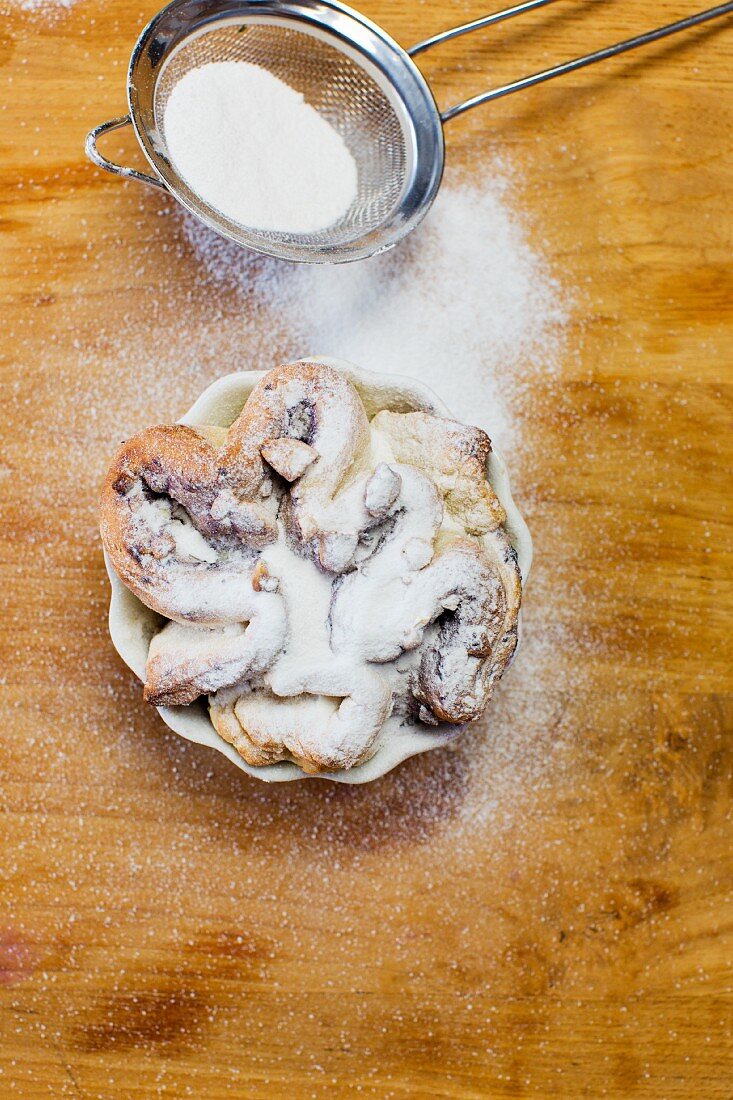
xmin=87 ymin=0 xmax=733 ymax=264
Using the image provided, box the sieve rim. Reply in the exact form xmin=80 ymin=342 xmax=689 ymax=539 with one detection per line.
xmin=124 ymin=0 xmax=445 ymax=263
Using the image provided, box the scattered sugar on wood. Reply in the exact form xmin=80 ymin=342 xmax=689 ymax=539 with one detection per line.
xmin=179 ymin=162 xmax=568 ymax=458
xmin=4 ymin=170 xmax=577 ymax=892
xmin=4 ymin=0 xmax=75 ymax=16
xmin=8 ymin=163 xmax=697 ymax=1091
xmin=3 ymin=174 xmax=578 ymax=842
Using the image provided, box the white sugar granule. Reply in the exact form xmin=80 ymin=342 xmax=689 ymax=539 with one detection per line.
xmin=7 ymin=0 xmax=74 ymax=13
xmin=180 ymin=163 xmax=568 ymax=456
xmin=163 ymin=61 xmax=358 ymax=233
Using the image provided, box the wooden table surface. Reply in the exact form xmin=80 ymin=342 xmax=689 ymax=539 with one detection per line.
xmin=2 ymin=0 xmax=732 ymax=1096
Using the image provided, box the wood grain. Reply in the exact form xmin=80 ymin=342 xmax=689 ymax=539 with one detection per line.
xmin=1 ymin=1 xmax=732 ymax=1096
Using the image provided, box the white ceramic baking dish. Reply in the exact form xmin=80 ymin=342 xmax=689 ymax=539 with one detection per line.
xmin=103 ymin=358 xmax=532 ymax=783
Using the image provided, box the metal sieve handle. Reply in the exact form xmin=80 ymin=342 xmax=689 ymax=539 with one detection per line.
xmin=85 ymin=115 xmax=165 ymax=190
xmin=409 ymin=0 xmax=555 ymax=58
xmin=409 ymin=0 xmax=733 ymax=123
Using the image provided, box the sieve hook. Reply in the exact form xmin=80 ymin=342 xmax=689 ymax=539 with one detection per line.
xmin=86 ymin=115 xmax=165 ymax=190
xmin=408 ymin=0 xmax=733 ymax=122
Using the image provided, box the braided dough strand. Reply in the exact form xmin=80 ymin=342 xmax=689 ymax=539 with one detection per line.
xmin=328 ymin=462 xmax=519 ymax=724
xmin=371 ymin=409 xmax=506 ymax=534
xmin=224 ymin=361 xmax=403 ymax=574
xmin=100 ymin=424 xmax=276 ymax=623
xmin=214 ymin=666 xmax=392 ymax=774
xmin=412 ymin=540 xmax=518 ymax=723
xmin=145 ymin=587 xmax=286 ymax=706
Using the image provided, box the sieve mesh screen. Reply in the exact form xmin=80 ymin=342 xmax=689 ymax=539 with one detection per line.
xmin=154 ymin=22 xmax=410 ymax=251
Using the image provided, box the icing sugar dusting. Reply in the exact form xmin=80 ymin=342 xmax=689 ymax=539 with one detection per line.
xmin=180 ymin=164 xmax=568 ymax=456
xmin=124 ymin=379 xmax=518 ymax=774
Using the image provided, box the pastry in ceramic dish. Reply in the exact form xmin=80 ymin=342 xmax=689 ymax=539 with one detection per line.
xmin=99 ymin=360 xmax=522 ymax=774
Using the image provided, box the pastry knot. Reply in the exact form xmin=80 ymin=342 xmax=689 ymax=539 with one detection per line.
xmin=100 ymin=361 xmax=521 ymax=773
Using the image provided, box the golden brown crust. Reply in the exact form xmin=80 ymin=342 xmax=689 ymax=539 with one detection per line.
xmin=413 ymin=535 xmax=521 ymax=724
xmin=208 ymin=693 xmax=381 ymax=775
xmin=220 ymin=359 xmax=369 ymax=498
xmin=371 ymin=410 xmax=506 ymax=533
xmin=209 ymin=698 xmax=280 ymax=769
xmin=100 ymin=424 xmax=219 ymax=618
xmin=371 ymin=410 xmax=521 ymax=724
xmin=99 ymin=423 xmax=275 ymax=624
